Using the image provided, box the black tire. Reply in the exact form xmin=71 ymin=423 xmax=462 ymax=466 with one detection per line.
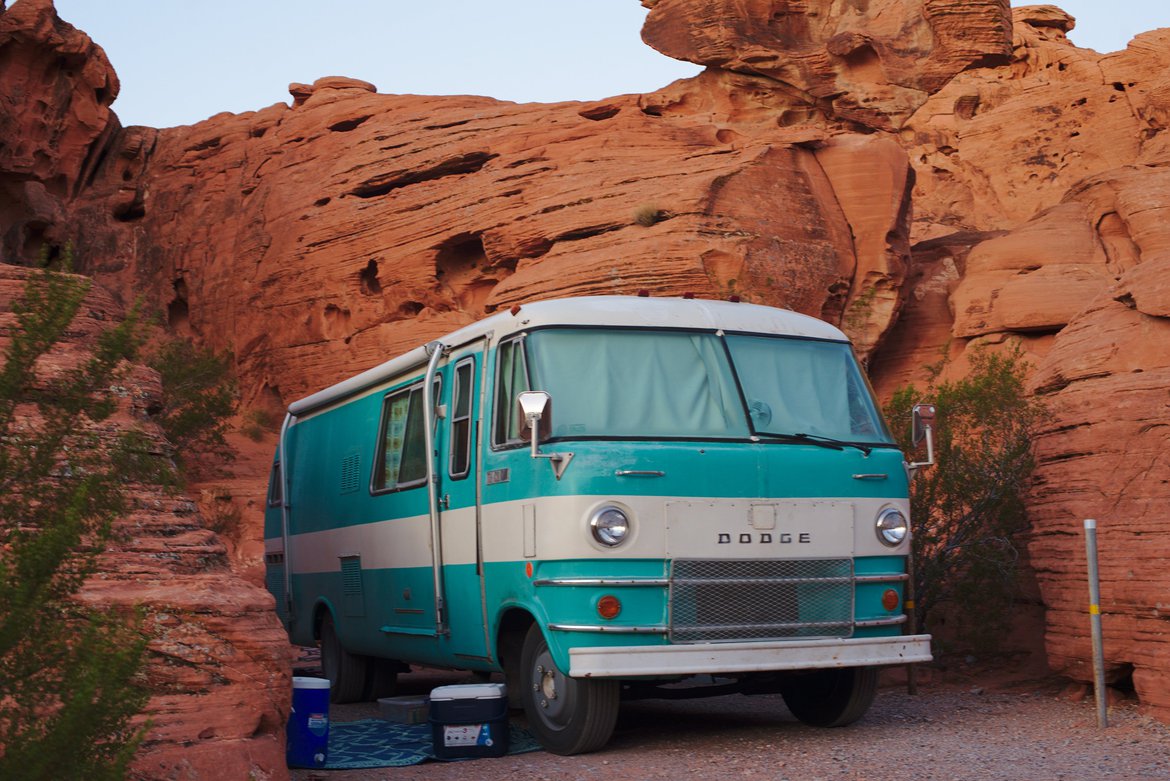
xmin=519 ymin=624 xmax=619 ymax=755
xmin=780 ymin=666 xmax=878 ymax=727
xmin=320 ymin=612 xmax=367 ymax=704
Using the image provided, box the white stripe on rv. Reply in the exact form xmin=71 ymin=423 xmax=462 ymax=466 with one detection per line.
xmin=269 ymin=495 xmax=908 ymax=573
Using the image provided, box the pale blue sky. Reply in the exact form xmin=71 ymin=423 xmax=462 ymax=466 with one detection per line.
xmin=50 ymin=1 xmax=1170 ymax=129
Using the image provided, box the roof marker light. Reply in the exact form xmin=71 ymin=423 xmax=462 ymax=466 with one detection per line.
xmin=637 ymin=289 xmax=650 ymax=297
xmin=510 ymin=304 xmax=522 ymax=316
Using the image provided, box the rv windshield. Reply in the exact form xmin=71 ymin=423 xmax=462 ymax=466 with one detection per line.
xmin=524 ymin=328 xmax=892 ymax=444
xmin=526 ymin=329 xmax=748 ymax=439
xmin=724 ymin=333 xmax=892 ymax=445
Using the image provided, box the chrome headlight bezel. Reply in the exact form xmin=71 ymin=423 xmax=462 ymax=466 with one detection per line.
xmin=875 ymin=507 xmax=909 ymax=547
xmin=589 ymin=505 xmax=631 ymax=547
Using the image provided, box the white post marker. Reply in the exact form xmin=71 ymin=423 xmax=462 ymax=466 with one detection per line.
xmin=1084 ymin=518 xmax=1108 ymax=728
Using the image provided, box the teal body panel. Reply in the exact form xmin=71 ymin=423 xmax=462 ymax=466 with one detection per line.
xmin=265 ymin=319 xmax=917 ymax=680
xmin=479 ymin=439 xmax=908 ymax=506
xmin=274 ymin=552 xmax=907 ymax=676
xmin=289 ymin=565 xmax=486 ymax=666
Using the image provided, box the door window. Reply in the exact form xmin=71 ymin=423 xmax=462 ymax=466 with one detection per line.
xmin=449 ymin=358 xmax=475 ymax=479
xmin=492 ymin=337 xmax=529 ymax=447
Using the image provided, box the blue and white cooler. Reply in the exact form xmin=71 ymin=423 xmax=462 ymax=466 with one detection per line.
xmin=429 ymin=682 xmax=510 ymax=759
xmin=287 ymin=676 xmax=330 ymax=768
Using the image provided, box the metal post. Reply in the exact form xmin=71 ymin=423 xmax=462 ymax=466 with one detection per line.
xmin=1084 ymin=519 xmax=1108 ymax=728
xmin=905 ymin=550 xmax=918 ymax=695
xmin=422 ymin=341 xmax=448 ymax=635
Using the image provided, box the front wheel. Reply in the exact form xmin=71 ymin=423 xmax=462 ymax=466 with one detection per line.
xmin=780 ymin=666 xmax=878 ymax=727
xmin=519 ymin=624 xmax=619 ymax=755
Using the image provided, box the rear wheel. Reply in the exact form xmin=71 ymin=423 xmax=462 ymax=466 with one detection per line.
xmin=320 ymin=612 xmax=367 ymax=703
xmin=780 ymin=666 xmax=877 ymax=727
xmin=362 ymin=657 xmax=401 ymax=700
xmin=519 ymin=624 xmax=619 ymax=755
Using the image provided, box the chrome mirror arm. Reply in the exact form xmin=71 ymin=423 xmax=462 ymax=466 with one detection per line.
xmin=517 ymin=390 xmax=574 ymax=480
xmin=908 ymin=422 xmax=934 ymax=475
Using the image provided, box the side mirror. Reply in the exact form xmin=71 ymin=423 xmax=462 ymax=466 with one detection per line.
xmin=516 ymin=391 xmax=573 ymax=480
xmin=912 ymin=404 xmax=936 ymax=448
xmin=909 ymin=403 xmax=936 ymax=472
xmin=517 ymin=391 xmax=553 ymax=448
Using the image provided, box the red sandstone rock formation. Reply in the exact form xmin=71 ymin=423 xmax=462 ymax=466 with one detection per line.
xmin=0 ymin=264 xmax=291 ymax=780
xmin=641 ymin=0 xmax=1013 ymax=131
xmin=6 ymin=0 xmax=1170 ymax=774
xmin=0 ymin=0 xmax=119 ymax=263
xmin=62 ymin=80 xmax=922 ymax=410
xmin=872 ymin=6 xmax=1170 ymax=717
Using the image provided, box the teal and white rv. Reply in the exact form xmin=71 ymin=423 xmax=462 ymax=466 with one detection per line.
xmin=264 ymin=295 xmax=933 ymax=755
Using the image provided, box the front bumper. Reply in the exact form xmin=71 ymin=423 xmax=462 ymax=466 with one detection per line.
xmin=569 ymin=634 xmax=932 ymax=678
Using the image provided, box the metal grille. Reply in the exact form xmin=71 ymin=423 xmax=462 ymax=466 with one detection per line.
xmin=340 ymin=555 xmax=365 ymax=617
xmin=340 ymin=453 xmax=360 ymax=494
xmin=669 ymin=559 xmax=854 ymax=643
xmin=340 ymin=556 xmax=363 ymax=596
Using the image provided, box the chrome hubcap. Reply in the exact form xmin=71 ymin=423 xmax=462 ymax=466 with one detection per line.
xmin=531 ymin=649 xmax=569 ymax=724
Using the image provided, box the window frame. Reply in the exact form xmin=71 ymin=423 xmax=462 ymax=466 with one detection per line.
xmin=267 ymin=460 xmax=283 ymax=507
xmin=491 ymin=335 xmax=530 ymax=450
xmin=448 ymin=356 xmax=476 ymax=480
xmin=370 ymin=376 xmax=442 ymax=495
xmin=492 ymin=324 xmax=899 ymax=449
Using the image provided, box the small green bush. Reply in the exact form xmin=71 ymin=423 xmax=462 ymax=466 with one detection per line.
xmin=148 ymin=337 xmax=238 ymax=468
xmin=633 ymin=204 xmax=664 ymax=227
xmin=240 ymin=408 xmax=278 ymax=442
xmin=885 ymin=345 xmax=1047 ymax=652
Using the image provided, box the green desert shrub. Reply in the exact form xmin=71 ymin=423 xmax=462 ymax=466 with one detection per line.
xmin=0 ymin=259 xmax=154 ymax=780
xmin=885 ymin=346 xmax=1047 ymax=652
xmin=148 ymin=337 xmax=238 ymax=468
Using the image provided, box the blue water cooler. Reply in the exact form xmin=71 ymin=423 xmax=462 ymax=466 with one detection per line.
xmin=287 ymin=676 xmax=330 ymax=768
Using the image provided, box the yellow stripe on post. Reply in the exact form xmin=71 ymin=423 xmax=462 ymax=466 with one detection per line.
xmin=1089 ymin=604 xmax=1100 ymax=615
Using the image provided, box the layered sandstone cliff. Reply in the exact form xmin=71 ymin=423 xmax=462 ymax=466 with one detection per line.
xmin=873 ymin=7 xmax=1170 ymax=714
xmin=0 ymin=264 xmax=291 ymax=780
xmin=5 ymin=0 xmax=1170 ymax=776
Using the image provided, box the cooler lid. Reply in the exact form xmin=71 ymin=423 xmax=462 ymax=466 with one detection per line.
xmin=429 ymin=682 xmax=507 ymax=701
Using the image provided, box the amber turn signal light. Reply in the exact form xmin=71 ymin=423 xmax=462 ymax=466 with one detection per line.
xmin=882 ymin=589 xmax=900 ymax=612
xmin=597 ymin=595 xmax=622 ymax=620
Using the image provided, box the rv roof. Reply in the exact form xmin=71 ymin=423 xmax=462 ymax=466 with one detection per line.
xmin=287 ymin=296 xmax=847 ymax=417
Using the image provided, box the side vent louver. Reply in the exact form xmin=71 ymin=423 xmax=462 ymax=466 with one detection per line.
xmin=340 ymin=453 xmax=360 ymax=494
xmin=340 ymin=555 xmax=365 ymax=617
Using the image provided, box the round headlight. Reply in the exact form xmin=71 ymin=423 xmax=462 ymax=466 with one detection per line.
xmin=590 ymin=506 xmax=630 ymax=547
xmin=876 ymin=507 xmax=909 ymax=547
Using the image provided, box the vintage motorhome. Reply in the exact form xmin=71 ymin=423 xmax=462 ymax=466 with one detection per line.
xmin=264 ymin=295 xmax=933 ymax=755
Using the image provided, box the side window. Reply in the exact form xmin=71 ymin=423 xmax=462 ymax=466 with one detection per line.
xmin=492 ymin=337 xmax=529 ymax=447
xmin=267 ymin=460 xmax=282 ymax=507
xmin=449 ymin=358 xmax=475 ymax=479
xmin=373 ymin=378 xmax=440 ymax=493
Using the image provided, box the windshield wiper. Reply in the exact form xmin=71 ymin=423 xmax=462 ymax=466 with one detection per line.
xmin=755 ymin=431 xmax=872 ymax=456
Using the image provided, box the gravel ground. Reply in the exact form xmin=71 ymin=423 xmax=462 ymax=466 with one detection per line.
xmin=292 ymin=666 xmax=1170 ymax=781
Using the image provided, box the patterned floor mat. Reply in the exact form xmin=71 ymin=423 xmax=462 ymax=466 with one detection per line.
xmin=323 ymin=719 xmax=542 ymax=769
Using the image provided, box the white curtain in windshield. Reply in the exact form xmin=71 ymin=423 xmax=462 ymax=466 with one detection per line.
xmin=725 ymin=335 xmax=888 ymax=443
xmin=527 ymin=330 xmax=748 ymax=439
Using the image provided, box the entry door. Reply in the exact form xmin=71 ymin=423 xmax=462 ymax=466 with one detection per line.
xmin=439 ymin=348 xmax=489 ymax=659
xmin=372 ymin=375 xmax=443 ymax=636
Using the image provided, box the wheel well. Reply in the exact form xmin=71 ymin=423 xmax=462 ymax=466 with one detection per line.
xmin=312 ymin=603 xmax=331 ymax=643
xmin=496 ymin=608 xmax=534 ymax=675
